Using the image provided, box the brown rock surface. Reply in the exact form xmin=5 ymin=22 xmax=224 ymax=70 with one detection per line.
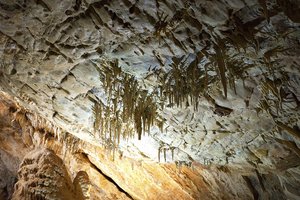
xmin=0 ymin=93 xmax=29 ymax=200
xmin=12 ymin=148 xmax=83 ymax=200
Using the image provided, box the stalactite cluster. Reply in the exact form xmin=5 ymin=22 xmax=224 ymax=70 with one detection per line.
xmin=158 ymin=55 xmax=206 ymax=110
xmin=88 ymin=0 xmax=300 ymax=162
xmin=93 ymin=60 xmax=159 ymax=158
xmin=157 ymin=142 xmax=176 ymax=162
xmin=154 ymin=23 xmax=294 ymax=112
xmin=153 ymin=39 xmax=239 ymax=112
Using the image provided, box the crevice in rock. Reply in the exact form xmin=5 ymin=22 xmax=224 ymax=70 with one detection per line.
xmin=81 ymin=153 xmax=134 ymax=200
xmin=1 ymin=0 xmax=300 ymax=198
xmin=242 ymin=176 xmax=259 ymax=200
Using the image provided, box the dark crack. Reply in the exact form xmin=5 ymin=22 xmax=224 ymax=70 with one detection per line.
xmin=81 ymin=153 xmax=134 ymax=200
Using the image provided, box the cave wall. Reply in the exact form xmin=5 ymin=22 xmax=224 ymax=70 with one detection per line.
xmin=0 ymin=0 xmax=300 ymax=199
xmin=1 ymin=93 xmax=300 ymax=199
xmin=0 ymin=0 xmax=300 ymax=170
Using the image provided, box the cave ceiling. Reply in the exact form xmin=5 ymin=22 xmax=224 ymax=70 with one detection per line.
xmin=0 ymin=0 xmax=300 ymax=170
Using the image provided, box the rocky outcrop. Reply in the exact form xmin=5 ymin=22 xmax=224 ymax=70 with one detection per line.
xmin=12 ymin=148 xmax=87 ymax=200
xmin=0 ymin=93 xmax=29 ymax=200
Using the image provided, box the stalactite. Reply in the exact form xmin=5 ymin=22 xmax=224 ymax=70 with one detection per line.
xmin=62 ymin=138 xmax=67 ymax=161
xmin=158 ymin=148 xmax=161 ymax=162
xmin=171 ymin=147 xmax=175 ymax=161
xmin=131 ymin=160 xmax=135 ymax=170
xmin=93 ymin=102 xmax=102 ymax=136
xmin=158 ymin=55 xmax=205 ymax=111
xmin=175 ymin=161 xmax=182 ymax=174
xmin=93 ymin=60 xmax=160 ymax=155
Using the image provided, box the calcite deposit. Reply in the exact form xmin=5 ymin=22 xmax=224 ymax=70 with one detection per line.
xmin=0 ymin=0 xmax=300 ymax=199
xmin=1 ymin=95 xmax=299 ymax=199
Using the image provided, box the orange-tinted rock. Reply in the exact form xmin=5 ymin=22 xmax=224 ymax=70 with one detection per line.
xmin=11 ymin=148 xmax=84 ymax=200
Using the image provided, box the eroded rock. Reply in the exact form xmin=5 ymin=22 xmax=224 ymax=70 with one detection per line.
xmin=0 ymin=0 xmax=300 ymax=199
xmin=11 ymin=147 xmax=92 ymax=200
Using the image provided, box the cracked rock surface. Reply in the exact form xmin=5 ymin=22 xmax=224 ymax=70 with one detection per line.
xmin=0 ymin=0 xmax=299 ymax=170
xmin=1 ymin=94 xmax=300 ymax=199
xmin=11 ymin=148 xmax=87 ymax=200
xmin=0 ymin=0 xmax=300 ymax=199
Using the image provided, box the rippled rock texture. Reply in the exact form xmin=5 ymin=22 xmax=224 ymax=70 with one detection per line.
xmin=11 ymin=148 xmax=88 ymax=200
xmin=0 ymin=0 xmax=300 ymax=199
xmin=0 ymin=88 xmax=300 ymax=199
xmin=0 ymin=0 xmax=300 ymax=168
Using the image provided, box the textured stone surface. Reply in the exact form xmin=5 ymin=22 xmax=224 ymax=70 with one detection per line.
xmin=0 ymin=93 xmax=29 ymax=200
xmin=0 ymin=0 xmax=300 ymax=199
xmin=12 ymin=148 xmax=86 ymax=200
xmin=1 ymin=93 xmax=300 ymax=199
xmin=1 ymin=0 xmax=299 ymax=170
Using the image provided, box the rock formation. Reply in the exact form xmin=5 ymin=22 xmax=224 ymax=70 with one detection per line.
xmin=12 ymin=148 xmax=88 ymax=200
xmin=0 ymin=0 xmax=300 ymax=199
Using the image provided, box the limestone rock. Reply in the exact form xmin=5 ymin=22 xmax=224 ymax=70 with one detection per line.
xmin=0 ymin=0 xmax=299 ymax=169
xmin=0 ymin=0 xmax=300 ymax=199
xmin=11 ymin=148 xmax=83 ymax=200
xmin=0 ymin=93 xmax=299 ymax=199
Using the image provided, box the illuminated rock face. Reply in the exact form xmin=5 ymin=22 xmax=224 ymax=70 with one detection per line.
xmin=0 ymin=0 xmax=299 ymax=170
xmin=0 ymin=0 xmax=300 ymax=199
xmin=11 ymin=148 xmax=86 ymax=200
xmin=0 ymin=93 xmax=300 ymax=199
